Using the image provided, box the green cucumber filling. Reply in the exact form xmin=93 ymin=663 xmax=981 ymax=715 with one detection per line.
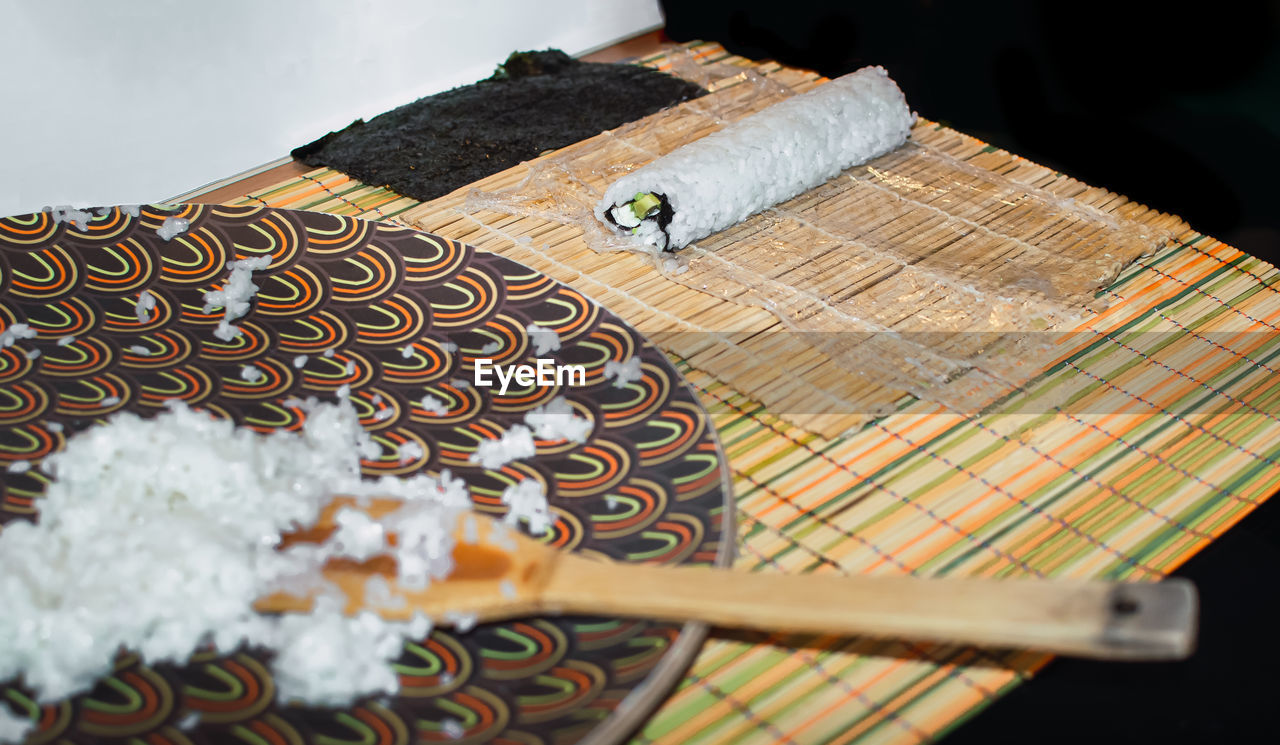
xmin=630 ymin=192 xmax=661 ymax=220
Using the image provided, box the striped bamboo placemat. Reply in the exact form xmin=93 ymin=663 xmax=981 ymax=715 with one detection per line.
xmin=218 ymin=41 xmax=1280 ymax=745
xmin=400 ymin=45 xmax=1190 ymax=439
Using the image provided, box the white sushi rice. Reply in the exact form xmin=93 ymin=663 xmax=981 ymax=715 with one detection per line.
xmin=364 ymin=575 xmax=408 ymax=611
xmin=525 ymin=323 xmax=560 ymax=355
xmin=397 ymin=441 xmax=425 ymax=464
xmin=500 ymin=479 xmax=552 ymax=536
xmin=330 ymin=508 xmax=389 ymax=561
xmin=45 ymin=205 xmax=92 ymax=230
xmin=203 ymin=256 xmax=272 ymax=341
xmin=441 ymin=718 xmax=465 ymax=740
xmin=156 ymin=216 xmax=190 ymax=242
xmin=0 ymin=398 xmax=478 ymax=731
xmin=135 ymin=289 xmax=156 ymax=323
xmin=266 ymin=600 xmax=405 ymax=708
xmin=0 ymin=323 xmax=36 ymax=349
xmin=468 ymin=425 xmax=536 ymax=470
xmin=419 ymin=394 xmax=448 ymax=416
xmin=524 ymin=396 xmax=591 ymax=443
xmin=603 ymin=356 xmax=643 ymax=388
xmin=595 ymin=66 xmax=914 ymax=250
xmin=0 ymin=709 xmax=30 ymax=745
xmin=461 ymin=514 xmax=479 ymax=544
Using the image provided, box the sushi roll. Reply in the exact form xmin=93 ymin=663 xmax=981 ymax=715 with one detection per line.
xmin=596 ymin=66 xmax=914 ymax=251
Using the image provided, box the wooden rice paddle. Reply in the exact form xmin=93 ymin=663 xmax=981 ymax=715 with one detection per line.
xmin=256 ymin=498 xmax=1196 ymax=660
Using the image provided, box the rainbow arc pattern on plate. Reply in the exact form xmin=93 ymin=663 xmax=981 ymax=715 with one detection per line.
xmin=0 ymin=204 xmax=731 ymax=745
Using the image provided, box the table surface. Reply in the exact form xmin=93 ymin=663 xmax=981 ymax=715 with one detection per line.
xmin=168 ymin=30 xmax=1280 ymax=745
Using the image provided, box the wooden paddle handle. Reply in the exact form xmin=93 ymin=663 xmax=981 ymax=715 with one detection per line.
xmin=541 ymin=555 xmax=1196 ymax=660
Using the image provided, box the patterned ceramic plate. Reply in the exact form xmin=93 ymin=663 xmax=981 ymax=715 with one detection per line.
xmin=0 ymin=204 xmax=733 ymax=745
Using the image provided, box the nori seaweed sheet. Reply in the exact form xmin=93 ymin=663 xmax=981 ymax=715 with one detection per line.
xmin=291 ymin=50 xmax=706 ymax=202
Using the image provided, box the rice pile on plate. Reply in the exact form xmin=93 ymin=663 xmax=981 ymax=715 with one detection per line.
xmin=0 ymin=397 xmax=508 ymax=743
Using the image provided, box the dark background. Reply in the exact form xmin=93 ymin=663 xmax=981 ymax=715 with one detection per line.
xmin=662 ymin=0 xmax=1280 ymax=263
xmin=661 ymin=1 xmax=1280 ymax=742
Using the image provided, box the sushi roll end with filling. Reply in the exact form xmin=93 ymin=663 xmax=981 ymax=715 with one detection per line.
xmin=595 ymin=66 xmax=914 ymax=251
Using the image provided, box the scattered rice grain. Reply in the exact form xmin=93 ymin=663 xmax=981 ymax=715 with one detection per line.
xmin=135 ymin=290 xmax=156 ymax=323
xmin=603 ymin=356 xmax=643 ymax=387
xmin=525 ymin=323 xmax=560 ymax=355
xmin=419 ymin=395 xmax=448 ymax=416
xmin=500 ymin=479 xmax=552 ymax=535
xmin=0 ymin=709 xmax=32 ymax=745
xmin=1 ymin=323 xmax=37 ymax=349
xmin=204 ymin=256 xmax=270 ymax=342
xmin=156 ymin=217 xmax=190 ymax=241
xmin=46 ymin=205 xmax=92 ymax=229
xmin=397 ymin=441 xmax=424 ymax=464
xmin=523 ymin=396 xmax=590 ymax=443
xmin=468 ymin=425 xmax=535 ymax=470
xmin=442 ymin=718 xmax=464 ymax=739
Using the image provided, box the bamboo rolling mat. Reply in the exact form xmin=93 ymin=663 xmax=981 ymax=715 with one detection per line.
xmin=405 ymin=46 xmax=1188 ymax=438
xmin=218 ymin=41 xmax=1280 ymax=745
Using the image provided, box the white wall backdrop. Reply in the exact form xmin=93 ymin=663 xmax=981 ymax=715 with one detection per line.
xmin=0 ymin=0 xmax=663 ymax=216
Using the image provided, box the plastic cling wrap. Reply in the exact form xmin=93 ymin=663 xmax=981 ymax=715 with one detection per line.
xmin=437 ymin=49 xmax=1184 ymax=426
